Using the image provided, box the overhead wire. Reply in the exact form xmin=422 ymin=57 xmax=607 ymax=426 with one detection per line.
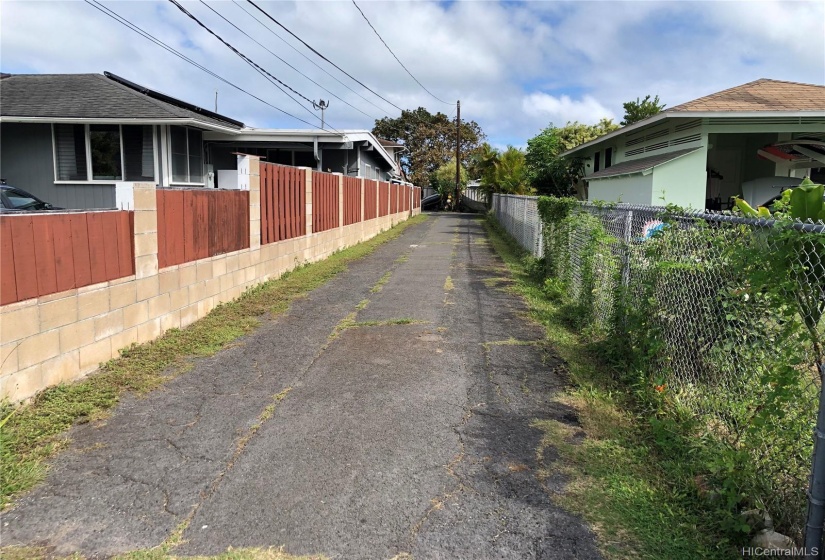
xmin=350 ymin=0 xmax=452 ymax=106
xmin=166 ymin=0 xmax=330 ymax=129
xmin=245 ymin=0 xmax=404 ymax=114
xmin=199 ymin=0 xmax=379 ymax=122
xmin=82 ymin=0 xmax=320 ymax=128
xmin=232 ymin=0 xmax=390 ymax=120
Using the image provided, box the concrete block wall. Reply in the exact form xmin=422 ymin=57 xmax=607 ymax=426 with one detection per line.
xmin=0 ymin=156 xmax=421 ymax=402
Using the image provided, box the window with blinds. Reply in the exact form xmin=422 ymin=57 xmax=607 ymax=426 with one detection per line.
xmin=53 ymin=124 xmax=155 ymax=182
xmin=54 ymin=124 xmax=87 ymax=181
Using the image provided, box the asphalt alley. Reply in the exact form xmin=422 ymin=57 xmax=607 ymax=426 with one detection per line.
xmin=2 ymin=213 xmax=601 ymax=560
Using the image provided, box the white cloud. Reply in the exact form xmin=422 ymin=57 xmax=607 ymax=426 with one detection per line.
xmin=1 ymin=0 xmax=823 ymax=145
xmin=521 ymin=93 xmax=616 ymax=126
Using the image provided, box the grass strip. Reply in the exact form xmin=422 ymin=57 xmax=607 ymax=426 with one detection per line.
xmin=483 ymin=215 xmax=732 ymax=560
xmin=0 ymin=214 xmax=428 ymax=509
xmin=1 ymin=545 xmax=327 ymax=560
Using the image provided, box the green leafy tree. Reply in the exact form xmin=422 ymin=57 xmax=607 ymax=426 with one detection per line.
xmin=525 ymin=119 xmax=620 ymax=196
xmin=493 ymin=147 xmax=530 ymax=195
xmin=621 ymin=94 xmax=666 ymax=126
xmin=433 ymin=157 xmax=469 ymax=204
xmin=372 ymin=108 xmax=484 ymax=186
xmin=557 ymin=119 xmax=620 ymax=150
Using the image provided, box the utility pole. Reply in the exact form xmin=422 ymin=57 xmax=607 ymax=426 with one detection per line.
xmin=215 ymin=90 xmax=218 ymax=112
xmin=313 ymin=99 xmax=330 ymax=129
xmin=455 ymin=100 xmax=460 ymax=211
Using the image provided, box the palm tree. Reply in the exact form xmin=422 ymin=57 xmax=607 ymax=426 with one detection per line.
xmin=493 ymin=147 xmax=530 ymax=195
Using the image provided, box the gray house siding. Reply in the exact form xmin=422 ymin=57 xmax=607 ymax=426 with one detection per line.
xmin=1 ymin=122 xmax=115 ymax=209
xmin=358 ymin=148 xmax=391 ymax=181
xmin=320 ymin=147 xmax=357 ymax=176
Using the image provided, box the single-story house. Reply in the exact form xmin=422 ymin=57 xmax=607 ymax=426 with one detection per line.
xmin=202 ymin=129 xmax=401 ymax=189
xmin=562 ymin=79 xmax=825 ymax=210
xmin=0 ymin=72 xmax=402 ymax=209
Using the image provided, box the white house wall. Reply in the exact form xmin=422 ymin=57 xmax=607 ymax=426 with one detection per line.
xmin=651 ymin=146 xmax=708 ymax=209
xmin=588 ymin=174 xmax=654 ymax=205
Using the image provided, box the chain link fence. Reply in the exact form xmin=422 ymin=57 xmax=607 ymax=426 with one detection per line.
xmin=491 ymin=194 xmax=544 ymax=257
xmin=493 ymin=195 xmax=825 ymax=546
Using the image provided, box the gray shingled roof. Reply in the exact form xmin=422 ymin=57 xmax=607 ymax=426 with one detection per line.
xmin=0 ymin=73 xmax=242 ymax=130
xmin=588 ymin=148 xmax=699 ymax=179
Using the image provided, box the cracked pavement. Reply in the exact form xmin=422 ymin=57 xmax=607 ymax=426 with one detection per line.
xmin=1 ymin=214 xmax=602 ymax=559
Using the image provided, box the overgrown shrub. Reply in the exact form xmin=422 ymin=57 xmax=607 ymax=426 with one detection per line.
xmin=536 ymin=195 xmax=825 ymax=543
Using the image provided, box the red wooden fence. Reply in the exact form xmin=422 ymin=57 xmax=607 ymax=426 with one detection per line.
xmin=260 ymin=163 xmax=306 ymax=244
xmin=312 ymin=171 xmax=340 ymax=233
xmin=414 ymin=187 xmax=421 ymax=208
xmin=379 ymin=181 xmax=390 ymax=217
xmin=364 ymin=180 xmax=378 ymax=220
xmin=343 ymin=176 xmax=361 ymax=226
xmin=156 ymin=188 xmax=249 ymax=269
xmin=1 ymin=211 xmax=134 ymax=305
xmin=390 ymin=184 xmax=398 ymax=214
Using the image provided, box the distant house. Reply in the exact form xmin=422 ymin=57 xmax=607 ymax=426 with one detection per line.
xmin=203 ymin=129 xmax=401 ymax=189
xmin=562 ymin=79 xmax=825 ymax=210
xmin=0 ymin=72 xmax=403 ymax=209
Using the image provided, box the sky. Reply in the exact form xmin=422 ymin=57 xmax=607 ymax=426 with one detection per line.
xmin=2 ymin=0 xmax=824 ymax=149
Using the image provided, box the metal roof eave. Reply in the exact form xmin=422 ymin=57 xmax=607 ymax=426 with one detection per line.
xmin=203 ymin=129 xmax=400 ymax=175
xmin=560 ymin=110 xmax=825 ymax=158
xmin=0 ymin=115 xmax=243 ymax=134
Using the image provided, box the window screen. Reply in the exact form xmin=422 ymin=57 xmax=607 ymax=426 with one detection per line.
xmin=123 ymin=125 xmax=155 ymax=181
xmin=187 ymin=128 xmax=203 ymax=183
xmin=90 ymin=124 xmax=122 ymax=180
xmin=170 ymin=126 xmax=189 ymax=183
xmin=605 ymin=147 xmax=613 ymax=169
xmin=593 ymin=151 xmax=601 ymax=173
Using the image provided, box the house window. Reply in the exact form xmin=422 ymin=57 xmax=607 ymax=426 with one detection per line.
xmin=375 ymin=167 xmax=380 ymax=180
xmin=54 ymin=124 xmax=154 ymax=182
xmin=169 ymin=126 xmax=203 ymax=184
xmin=122 ymin=125 xmax=155 ymax=181
xmin=604 ymin=147 xmax=613 ymax=169
xmin=593 ymin=151 xmax=601 ymax=173
xmin=90 ymin=125 xmax=122 ymax=180
xmin=54 ymin=124 xmax=87 ymax=181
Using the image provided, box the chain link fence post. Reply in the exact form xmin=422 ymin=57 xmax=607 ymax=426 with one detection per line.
xmin=806 ymin=361 xmax=825 ymax=559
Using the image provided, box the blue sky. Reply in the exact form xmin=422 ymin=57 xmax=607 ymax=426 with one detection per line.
xmin=2 ymin=1 xmax=824 ymax=149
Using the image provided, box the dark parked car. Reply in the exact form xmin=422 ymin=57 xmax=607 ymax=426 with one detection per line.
xmin=0 ymin=183 xmax=62 ymax=212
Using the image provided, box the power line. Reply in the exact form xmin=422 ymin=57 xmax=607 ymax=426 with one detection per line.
xmin=351 ymin=0 xmax=451 ymax=106
xmin=166 ymin=0 xmax=326 ymax=128
xmin=199 ymin=0 xmax=379 ymax=122
xmin=245 ymin=0 xmax=404 ymax=114
xmin=232 ymin=0 xmax=390 ymax=120
xmin=83 ymin=0 xmax=320 ymax=128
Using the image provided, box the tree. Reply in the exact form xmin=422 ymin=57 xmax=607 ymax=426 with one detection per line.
xmin=492 ymin=147 xmax=530 ymax=195
xmin=372 ymin=107 xmax=484 ymax=186
xmin=433 ymin=158 xmax=468 ymax=209
xmin=621 ymin=94 xmax=666 ymax=126
xmin=525 ymin=119 xmax=620 ymax=196
xmin=556 ymin=119 xmax=619 ymax=151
